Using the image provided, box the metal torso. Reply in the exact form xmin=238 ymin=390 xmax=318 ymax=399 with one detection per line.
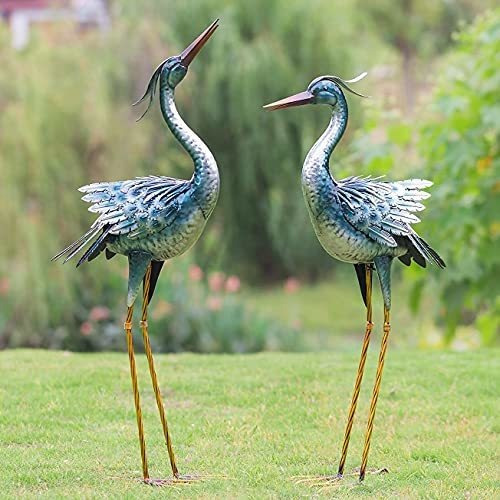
xmin=107 ymin=193 xmax=208 ymax=261
xmin=159 ymin=81 xmax=220 ymax=220
xmin=301 ymin=98 xmax=403 ymax=264
xmin=311 ymin=206 xmax=404 ymax=264
xmin=109 ymin=78 xmax=219 ymax=261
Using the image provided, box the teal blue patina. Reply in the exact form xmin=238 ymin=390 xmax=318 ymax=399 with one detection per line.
xmin=264 ymin=73 xmax=445 ymax=483
xmin=54 ymin=21 xmax=222 ymax=484
xmin=265 ymin=74 xmax=445 ymax=308
xmin=53 ymin=21 xmax=220 ymax=307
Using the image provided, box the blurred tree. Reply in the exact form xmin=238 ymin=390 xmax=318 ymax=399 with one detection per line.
xmin=129 ymin=0 xmax=381 ymax=281
xmin=415 ymin=9 xmax=500 ymax=344
xmin=360 ymin=0 xmax=496 ymax=113
xmin=1 ymin=0 xmax=495 ymax=349
xmin=0 ymin=23 xmax=148 ymax=346
xmin=351 ymin=9 xmax=500 ymax=345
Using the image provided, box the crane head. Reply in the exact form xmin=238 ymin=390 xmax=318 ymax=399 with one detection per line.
xmin=133 ymin=19 xmax=219 ymax=121
xmin=263 ymin=72 xmax=369 ymax=111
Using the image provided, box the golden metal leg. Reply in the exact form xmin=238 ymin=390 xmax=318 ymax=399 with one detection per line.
xmin=292 ymin=267 xmax=374 ymax=487
xmin=141 ymin=265 xmax=180 ymax=479
xmin=124 ymin=305 xmax=149 ymax=480
xmin=359 ymin=306 xmax=391 ymax=481
xmin=337 ymin=266 xmax=373 ymax=477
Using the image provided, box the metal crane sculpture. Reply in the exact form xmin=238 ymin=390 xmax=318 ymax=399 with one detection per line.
xmin=264 ymin=73 xmax=445 ymax=483
xmin=53 ymin=19 xmax=220 ymax=485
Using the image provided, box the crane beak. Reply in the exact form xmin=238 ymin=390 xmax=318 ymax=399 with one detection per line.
xmin=180 ymin=18 xmax=219 ymax=68
xmin=263 ymin=91 xmax=314 ymax=111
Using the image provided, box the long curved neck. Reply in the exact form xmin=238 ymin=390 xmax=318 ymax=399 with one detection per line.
xmin=305 ymin=95 xmax=348 ymax=178
xmin=159 ymin=78 xmax=219 ymax=215
xmin=301 ymin=96 xmax=348 ymax=214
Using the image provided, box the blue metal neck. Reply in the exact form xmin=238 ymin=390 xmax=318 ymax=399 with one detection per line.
xmin=301 ymin=96 xmax=348 ymax=215
xmin=305 ymin=94 xmax=348 ymax=175
xmin=159 ymin=79 xmax=219 ymax=214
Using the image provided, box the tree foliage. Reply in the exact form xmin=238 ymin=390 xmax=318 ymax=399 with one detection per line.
xmin=0 ymin=0 xmax=378 ymax=346
xmin=360 ymin=0 xmax=496 ymax=112
xmin=143 ymin=0 xmax=380 ymax=280
xmin=352 ymin=10 xmax=499 ymax=344
xmin=415 ymin=10 xmax=500 ymax=344
xmin=0 ymin=1 xmax=495 ymax=348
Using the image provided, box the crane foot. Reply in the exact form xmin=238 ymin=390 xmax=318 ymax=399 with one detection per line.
xmin=357 ymin=466 xmax=389 ymax=482
xmin=142 ymin=473 xmax=223 ymax=486
xmin=292 ymin=467 xmax=388 ymax=487
xmin=292 ymin=474 xmax=343 ymax=486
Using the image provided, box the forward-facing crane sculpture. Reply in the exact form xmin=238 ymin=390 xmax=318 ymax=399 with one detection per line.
xmin=264 ymin=73 xmax=445 ymax=482
xmin=53 ymin=20 xmax=220 ymax=485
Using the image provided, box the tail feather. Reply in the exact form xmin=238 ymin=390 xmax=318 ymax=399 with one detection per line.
xmin=146 ymin=260 xmax=165 ymax=305
xmin=398 ymin=252 xmax=411 ymax=266
xmin=51 ymin=226 xmax=99 ymax=262
xmin=416 ymin=235 xmax=446 ymax=268
xmin=63 ymin=235 xmax=95 ymax=264
xmin=407 ymin=233 xmax=445 ymax=269
xmin=405 ymin=236 xmax=426 ymax=268
xmin=76 ymin=227 xmax=111 ymax=268
xmin=353 ymin=263 xmax=368 ymax=307
xmin=52 ymin=225 xmax=111 ymax=267
xmin=105 ymin=249 xmax=116 ymax=260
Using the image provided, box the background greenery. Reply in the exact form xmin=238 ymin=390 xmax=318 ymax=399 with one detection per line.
xmin=0 ymin=1 xmax=498 ymax=351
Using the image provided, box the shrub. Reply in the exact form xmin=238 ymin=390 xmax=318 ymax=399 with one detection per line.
xmin=54 ymin=259 xmax=302 ymax=353
xmin=414 ymin=10 xmax=500 ymax=344
xmin=349 ymin=10 xmax=500 ymax=345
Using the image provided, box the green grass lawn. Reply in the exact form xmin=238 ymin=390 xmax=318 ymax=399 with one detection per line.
xmin=1 ymin=349 xmax=498 ymax=498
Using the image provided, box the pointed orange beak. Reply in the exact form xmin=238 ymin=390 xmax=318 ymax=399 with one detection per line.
xmin=263 ymin=90 xmax=315 ymax=111
xmin=180 ymin=19 xmax=219 ymax=68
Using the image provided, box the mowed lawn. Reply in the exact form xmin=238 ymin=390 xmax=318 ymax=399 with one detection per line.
xmin=0 ymin=349 xmax=498 ymax=498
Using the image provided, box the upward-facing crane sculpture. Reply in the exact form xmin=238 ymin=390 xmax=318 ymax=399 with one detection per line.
xmin=53 ymin=19 xmax=220 ymax=485
xmin=264 ymin=73 xmax=445 ymax=483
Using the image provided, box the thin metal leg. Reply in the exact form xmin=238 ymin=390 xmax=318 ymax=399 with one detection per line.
xmin=141 ymin=265 xmax=180 ymax=479
xmin=359 ymin=306 xmax=391 ymax=481
xmin=337 ymin=266 xmax=373 ymax=477
xmin=124 ymin=305 xmax=149 ymax=480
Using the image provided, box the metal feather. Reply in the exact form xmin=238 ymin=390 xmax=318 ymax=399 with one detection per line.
xmin=132 ymin=61 xmax=166 ymax=121
xmin=325 ymin=72 xmax=370 ymax=98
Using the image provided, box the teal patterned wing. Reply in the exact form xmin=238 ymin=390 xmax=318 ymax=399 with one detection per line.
xmin=52 ymin=176 xmax=191 ymax=265
xmin=80 ymin=175 xmax=190 ymax=238
xmin=336 ymin=177 xmax=445 ymax=268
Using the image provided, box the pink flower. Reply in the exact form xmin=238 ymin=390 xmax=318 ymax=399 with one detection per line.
xmin=89 ymin=306 xmax=110 ymax=322
xmin=284 ymin=277 xmax=300 ymax=294
xmin=225 ymin=275 xmax=241 ymax=293
xmin=206 ymin=296 xmax=222 ymax=311
xmin=188 ymin=265 xmax=203 ymax=282
xmin=80 ymin=321 xmax=93 ymax=336
xmin=0 ymin=277 xmax=9 ymax=296
xmin=208 ymin=272 xmax=225 ymax=292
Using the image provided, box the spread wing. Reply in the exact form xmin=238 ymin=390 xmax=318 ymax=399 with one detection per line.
xmin=80 ymin=175 xmax=190 ymax=238
xmin=53 ymin=176 xmax=191 ymax=266
xmin=336 ymin=176 xmax=445 ymax=268
xmin=336 ymin=176 xmax=430 ymax=246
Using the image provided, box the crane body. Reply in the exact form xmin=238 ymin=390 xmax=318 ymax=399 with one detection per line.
xmin=265 ymin=73 xmax=445 ymax=483
xmin=53 ymin=19 xmax=220 ymax=485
